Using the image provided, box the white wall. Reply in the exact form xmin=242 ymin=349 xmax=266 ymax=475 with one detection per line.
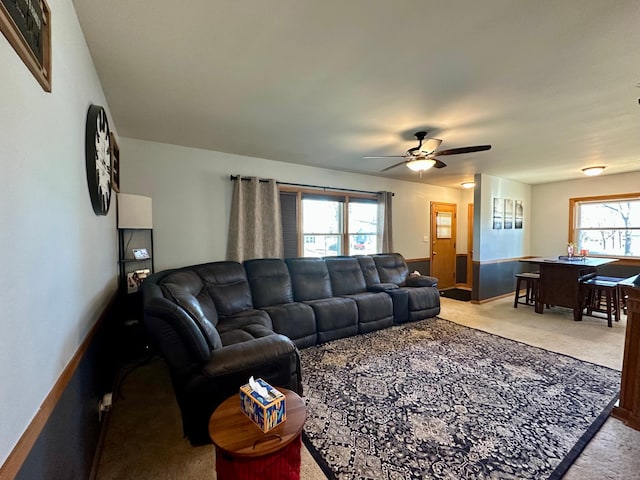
xmin=119 ymin=137 xmax=471 ymax=270
xmin=475 ymin=174 xmax=532 ymax=261
xmin=0 ymin=0 xmax=117 ymax=467
xmin=531 ymin=171 xmax=640 ymax=256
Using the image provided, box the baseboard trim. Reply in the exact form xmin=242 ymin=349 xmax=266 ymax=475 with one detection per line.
xmin=471 ymin=291 xmax=514 ymax=304
xmin=0 ymin=291 xmax=117 ymax=480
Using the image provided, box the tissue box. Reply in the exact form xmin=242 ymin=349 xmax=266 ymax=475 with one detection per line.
xmin=239 ymin=379 xmax=286 ymax=432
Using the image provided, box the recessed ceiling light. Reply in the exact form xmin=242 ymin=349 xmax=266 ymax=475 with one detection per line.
xmin=582 ymin=166 xmax=606 ymax=176
xmin=461 ymin=182 xmax=475 ymax=189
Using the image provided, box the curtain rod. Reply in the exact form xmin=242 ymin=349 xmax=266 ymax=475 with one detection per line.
xmin=229 ymin=175 xmax=393 ymax=196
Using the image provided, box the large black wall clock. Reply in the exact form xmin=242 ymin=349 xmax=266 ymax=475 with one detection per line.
xmin=85 ymin=104 xmax=112 ymax=215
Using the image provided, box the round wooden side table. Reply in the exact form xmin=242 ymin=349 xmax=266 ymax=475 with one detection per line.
xmin=209 ymin=388 xmax=306 ymax=480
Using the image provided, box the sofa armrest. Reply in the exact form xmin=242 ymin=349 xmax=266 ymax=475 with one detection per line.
xmin=202 ymin=334 xmax=297 ymax=378
xmin=367 ymin=282 xmax=400 ymax=292
xmin=406 ymin=275 xmax=438 ymax=287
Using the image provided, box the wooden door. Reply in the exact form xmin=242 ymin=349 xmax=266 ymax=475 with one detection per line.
xmin=467 ymin=203 xmax=474 ymax=288
xmin=430 ymin=202 xmax=457 ymax=288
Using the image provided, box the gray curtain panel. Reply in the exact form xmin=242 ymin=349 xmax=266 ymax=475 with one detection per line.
xmin=377 ymin=191 xmax=393 ymax=253
xmin=226 ymin=177 xmax=284 ymax=262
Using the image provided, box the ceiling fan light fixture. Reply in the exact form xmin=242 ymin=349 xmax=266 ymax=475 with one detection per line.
xmin=461 ymin=182 xmax=475 ymax=189
xmin=582 ymin=166 xmax=606 ymax=176
xmin=406 ymin=158 xmax=436 ymax=172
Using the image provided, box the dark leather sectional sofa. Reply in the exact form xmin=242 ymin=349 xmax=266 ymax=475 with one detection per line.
xmin=142 ymin=253 xmax=440 ymax=444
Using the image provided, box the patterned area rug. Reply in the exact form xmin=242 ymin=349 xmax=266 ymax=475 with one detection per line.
xmin=300 ymin=317 xmax=620 ymax=480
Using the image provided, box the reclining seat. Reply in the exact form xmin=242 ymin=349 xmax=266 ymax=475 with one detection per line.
xmin=324 ymin=256 xmax=393 ymax=333
xmin=356 ymin=255 xmax=410 ymax=324
xmin=371 ymin=253 xmax=441 ymax=322
xmin=143 ymin=262 xmax=302 ymax=445
xmin=285 ymin=257 xmax=358 ymax=343
xmin=244 ymin=258 xmax=317 ymax=348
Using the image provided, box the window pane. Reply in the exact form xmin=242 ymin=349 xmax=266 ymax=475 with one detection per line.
xmin=578 ymin=201 xmax=640 ymax=228
xmin=349 ymin=234 xmax=377 ymax=255
xmin=302 ymin=198 xmax=343 ymax=256
xmin=302 ymin=234 xmax=341 ymax=257
xmin=302 ymin=199 xmax=341 ymax=233
xmin=577 ymin=229 xmax=640 ymax=256
xmin=575 ymin=198 xmax=640 ymax=257
xmin=348 ymin=201 xmax=377 ymax=255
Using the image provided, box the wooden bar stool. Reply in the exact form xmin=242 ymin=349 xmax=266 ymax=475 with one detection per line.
xmin=579 ymin=276 xmax=624 ymax=327
xmin=513 ymin=272 xmax=540 ymax=308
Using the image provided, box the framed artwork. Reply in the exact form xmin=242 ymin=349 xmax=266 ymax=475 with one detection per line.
xmin=110 ymin=132 xmax=120 ymax=192
xmin=503 ymin=199 xmax=514 ymax=229
xmin=0 ymin=0 xmax=51 ymax=91
xmin=515 ymin=200 xmax=524 ymax=229
xmin=492 ymin=198 xmax=503 ymax=229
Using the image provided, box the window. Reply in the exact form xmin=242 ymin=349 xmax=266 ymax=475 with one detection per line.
xmin=280 ymin=189 xmax=379 ymax=257
xmin=570 ymin=193 xmax=640 ymax=258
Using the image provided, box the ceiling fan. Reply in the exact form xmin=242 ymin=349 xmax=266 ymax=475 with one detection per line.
xmin=364 ymin=131 xmax=491 ymax=173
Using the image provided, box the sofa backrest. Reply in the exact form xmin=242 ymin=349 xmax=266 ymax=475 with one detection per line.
xmin=193 ymin=262 xmax=253 ymax=317
xmin=285 ymin=257 xmax=333 ymax=301
xmin=244 ymin=258 xmax=294 ymax=308
xmin=324 ymin=256 xmax=367 ymax=295
xmin=144 ymin=269 xmax=223 ymax=369
xmin=372 ymin=253 xmax=409 ymax=286
xmin=356 ymin=255 xmax=382 ymax=287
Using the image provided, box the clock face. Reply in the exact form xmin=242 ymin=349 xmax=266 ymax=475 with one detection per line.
xmin=85 ymin=105 xmax=112 ymax=215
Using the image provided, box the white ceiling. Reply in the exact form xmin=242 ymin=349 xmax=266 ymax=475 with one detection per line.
xmin=73 ymin=0 xmax=640 ymax=189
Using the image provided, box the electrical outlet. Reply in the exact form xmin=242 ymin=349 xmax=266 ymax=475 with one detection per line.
xmin=98 ymin=392 xmax=113 ymax=422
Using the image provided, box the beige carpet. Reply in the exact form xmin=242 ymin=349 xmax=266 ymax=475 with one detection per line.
xmin=95 ymin=296 xmax=640 ymax=479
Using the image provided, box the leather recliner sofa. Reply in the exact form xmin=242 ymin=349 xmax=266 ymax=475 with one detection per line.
xmin=142 ymin=253 xmax=440 ymax=445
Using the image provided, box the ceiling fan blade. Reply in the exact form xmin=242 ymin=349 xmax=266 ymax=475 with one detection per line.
xmin=422 ymin=138 xmax=443 ymax=153
xmin=407 ymin=138 xmax=443 ymax=156
xmin=380 ymin=160 xmax=408 ymax=172
xmin=433 ymin=160 xmax=447 ymax=169
xmin=363 ymin=155 xmax=406 ymax=159
xmin=434 ymin=145 xmax=492 ymax=156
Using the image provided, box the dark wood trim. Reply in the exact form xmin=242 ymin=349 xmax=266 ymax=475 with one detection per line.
xmin=406 ymin=257 xmax=430 ymax=263
xmin=0 ymin=291 xmax=117 ymax=480
xmin=471 ymin=292 xmax=513 ymax=304
xmin=612 ymin=285 xmax=640 ymax=430
xmin=472 ymin=257 xmax=528 ymax=265
xmin=0 ymin=0 xmax=51 ymax=91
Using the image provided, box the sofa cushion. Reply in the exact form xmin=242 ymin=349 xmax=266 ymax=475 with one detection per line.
xmin=216 ymin=310 xmax=274 ymax=345
xmin=356 ymin=256 xmax=382 ymax=286
xmin=286 ymin=258 xmax=333 ymax=301
xmin=324 ymin=257 xmax=368 ymax=295
xmin=304 ymin=297 xmax=358 ymax=344
xmin=158 ymin=270 xmax=222 ymax=350
xmin=372 ymin=253 xmax=410 ymax=286
xmin=261 ymin=302 xmax=317 ymax=349
xmin=193 ymin=262 xmax=253 ymax=317
xmin=244 ymin=258 xmax=295 ymax=307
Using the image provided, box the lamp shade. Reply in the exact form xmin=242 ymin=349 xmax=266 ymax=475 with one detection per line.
xmin=117 ymin=193 xmax=153 ymax=228
xmin=406 ymin=158 xmax=436 ymax=172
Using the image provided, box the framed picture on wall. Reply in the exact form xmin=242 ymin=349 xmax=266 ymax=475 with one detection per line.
xmin=492 ymin=198 xmax=503 ymax=229
xmin=515 ymin=200 xmax=524 ymax=229
xmin=0 ymin=0 xmax=51 ymax=91
xmin=503 ymin=199 xmax=514 ymax=229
